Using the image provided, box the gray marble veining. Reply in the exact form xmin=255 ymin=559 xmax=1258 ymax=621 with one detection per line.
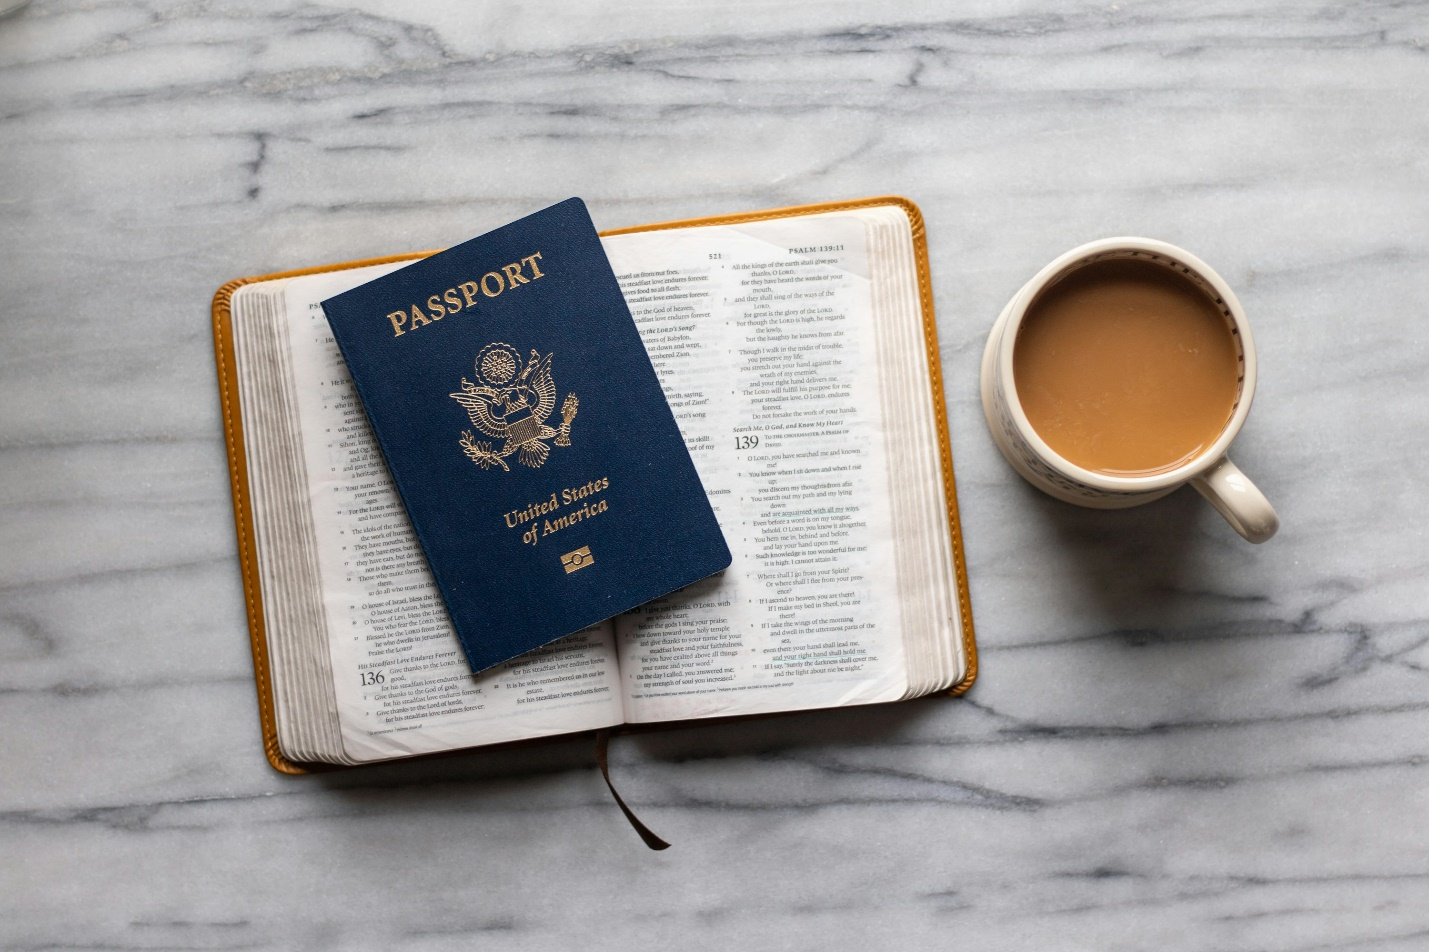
xmin=3 ymin=1 xmax=1429 ymax=949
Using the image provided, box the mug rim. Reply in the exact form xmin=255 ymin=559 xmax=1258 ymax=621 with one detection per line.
xmin=995 ymin=236 xmax=1258 ymax=492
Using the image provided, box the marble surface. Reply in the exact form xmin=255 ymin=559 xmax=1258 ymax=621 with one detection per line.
xmin=3 ymin=1 xmax=1429 ymax=948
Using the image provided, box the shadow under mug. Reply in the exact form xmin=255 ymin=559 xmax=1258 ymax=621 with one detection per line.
xmin=980 ymin=237 xmax=1279 ymax=544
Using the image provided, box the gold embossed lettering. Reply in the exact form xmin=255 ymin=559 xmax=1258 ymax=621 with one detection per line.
xmin=503 ymin=262 xmax=529 ymax=287
xmin=390 ymin=253 xmax=548 ymax=337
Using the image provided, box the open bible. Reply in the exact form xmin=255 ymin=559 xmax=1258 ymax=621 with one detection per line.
xmin=213 ymin=197 xmax=977 ymax=772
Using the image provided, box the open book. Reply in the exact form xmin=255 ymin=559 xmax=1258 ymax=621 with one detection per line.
xmin=213 ymin=197 xmax=977 ymax=772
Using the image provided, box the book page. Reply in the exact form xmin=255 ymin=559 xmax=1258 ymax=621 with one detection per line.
xmin=280 ymin=265 xmax=624 ymax=763
xmin=604 ymin=216 xmax=908 ymax=722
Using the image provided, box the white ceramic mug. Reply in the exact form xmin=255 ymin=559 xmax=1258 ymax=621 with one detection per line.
xmin=980 ymin=237 xmax=1279 ymax=543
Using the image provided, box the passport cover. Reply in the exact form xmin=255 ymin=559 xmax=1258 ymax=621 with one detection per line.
xmin=213 ymin=196 xmax=978 ymax=774
xmin=319 ymin=198 xmax=731 ymax=673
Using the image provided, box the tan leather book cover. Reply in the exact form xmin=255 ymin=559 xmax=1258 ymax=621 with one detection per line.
xmin=212 ymin=196 xmax=977 ymax=774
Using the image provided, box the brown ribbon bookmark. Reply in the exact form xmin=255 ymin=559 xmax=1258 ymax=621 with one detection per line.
xmin=595 ymin=729 xmax=670 ymax=850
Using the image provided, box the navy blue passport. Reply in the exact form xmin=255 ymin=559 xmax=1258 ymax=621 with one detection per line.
xmin=321 ymin=199 xmax=730 ymax=672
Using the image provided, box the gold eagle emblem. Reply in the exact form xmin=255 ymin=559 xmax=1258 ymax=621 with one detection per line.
xmin=450 ymin=342 xmax=578 ymax=471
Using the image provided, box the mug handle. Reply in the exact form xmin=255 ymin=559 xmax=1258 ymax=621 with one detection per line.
xmin=1190 ymin=456 xmax=1279 ymax=543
